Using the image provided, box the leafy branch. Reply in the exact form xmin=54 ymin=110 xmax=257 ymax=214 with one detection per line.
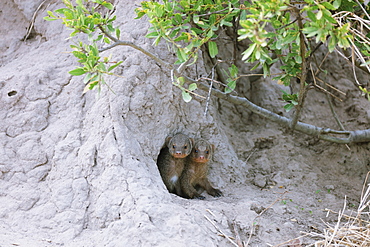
xmin=44 ymin=0 xmax=370 ymax=144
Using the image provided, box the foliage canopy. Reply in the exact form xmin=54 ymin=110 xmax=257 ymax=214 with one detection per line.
xmin=44 ymin=0 xmax=370 ymax=143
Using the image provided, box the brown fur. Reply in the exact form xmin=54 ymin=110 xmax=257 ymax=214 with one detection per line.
xmin=180 ymin=139 xmax=223 ymax=199
xmin=157 ymin=133 xmax=193 ymax=196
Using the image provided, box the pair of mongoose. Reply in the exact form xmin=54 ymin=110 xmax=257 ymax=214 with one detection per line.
xmin=157 ymin=133 xmax=223 ymax=199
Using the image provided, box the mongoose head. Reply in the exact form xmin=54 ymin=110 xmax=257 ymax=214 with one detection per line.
xmin=166 ymin=133 xmax=193 ymax=158
xmin=190 ymin=139 xmax=215 ymax=163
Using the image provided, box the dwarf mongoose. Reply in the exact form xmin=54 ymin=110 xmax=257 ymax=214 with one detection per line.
xmin=180 ymin=139 xmax=223 ymax=199
xmin=157 ymin=133 xmax=194 ymax=196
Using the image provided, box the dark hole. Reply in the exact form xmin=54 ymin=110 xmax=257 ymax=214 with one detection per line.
xmin=8 ymin=91 xmax=17 ymax=96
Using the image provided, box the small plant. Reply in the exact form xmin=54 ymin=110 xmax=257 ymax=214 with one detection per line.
xmin=282 ymin=91 xmax=299 ymax=112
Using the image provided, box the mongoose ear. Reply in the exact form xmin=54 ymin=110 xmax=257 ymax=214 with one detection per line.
xmin=190 ymin=138 xmax=194 ymax=146
xmin=211 ymin=144 xmax=215 ymax=153
xmin=165 ymin=136 xmax=172 ymax=146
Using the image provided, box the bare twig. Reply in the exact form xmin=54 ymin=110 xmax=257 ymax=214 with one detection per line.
xmin=310 ymin=64 xmax=344 ymax=130
xmin=204 ymin=213 xmax=239 ymax=247
xmin=359 ymin=171 xmax=370 ymax=213
xmin=355 ymin=0 xmax=370 ymax=20
xmin=23 ymin=0 xmax=49 ymax=41
xmin=270 ymin=233 xmax=308 ymax=247
xmin=232 ymin=221 xmax=244 ymax=247
xmin=204 ymin=67 xmax=215 ymax=116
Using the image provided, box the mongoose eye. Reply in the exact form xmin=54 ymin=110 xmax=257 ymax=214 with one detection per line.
xmin=195 ymin=150 xmax=198 ymax=153
xmin=184 ymin=145 xmax=187 ymax=149
xmin=172 ymin=145 xmax=176 ymax=149
xmin=206 ymin=150 xmax=209 ymax=154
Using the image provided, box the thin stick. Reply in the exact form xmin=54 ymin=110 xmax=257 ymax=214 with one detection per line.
xmin=270 ymin=233 xmax=308 ymax=247
xmin=204 ymin=214 xmax=239 ymax=247
xmin=359 ymin=171 xmax=370 ymax=213
xmin=311 ymin=64 xmax=345 ymax=137
xmin=23 ymin=0 xmax=48 ymax=40
xmin=312 ymin=82 xmax=343 ymax=102
xmin=355 ymin=0 xmax=370 ymax=20
xmin=324 ymin=208 xmax=370 ymax=225
xmin=320 ymin=80 xmax=346 ymax=96
xmin=232 ymin=221 xmax=244 ymax=247
xmin=204 ymin=67 xmax=215 ymax=116
xmin=327 ymin=197 xmax=346 ymax=245
xmin=245 ymin=149 xmax=256 ymax=163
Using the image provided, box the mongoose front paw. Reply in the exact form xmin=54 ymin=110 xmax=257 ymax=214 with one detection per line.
xmin=195 ymin=195 xmax=206 ymax=200
xmin=212 ymin=189 xmax=223 ymax=197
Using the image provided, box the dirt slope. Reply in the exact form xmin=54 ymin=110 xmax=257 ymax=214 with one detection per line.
xmin=1 ymin=1 xmax=369 ymax=246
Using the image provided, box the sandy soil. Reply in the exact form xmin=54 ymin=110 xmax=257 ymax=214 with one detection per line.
xmin=1 ymin=1 xmax=369 ymax=246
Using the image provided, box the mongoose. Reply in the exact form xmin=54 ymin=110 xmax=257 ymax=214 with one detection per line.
xmin=180 ymin=139 xmax=223 ymax=199
xmin=157 ymin=133 xmax=194 ymax=196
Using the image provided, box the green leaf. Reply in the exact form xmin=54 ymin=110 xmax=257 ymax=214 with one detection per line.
xmin=47 ymin=10 xmax=56 ymax=18
xmin=208 ymin=41 xmax=218 ymax=58
xmin=321 ymin=2 xmax=336 ymax=10
xmin=83 ymin=73 xmax=93 ymax=84
xmin=108 ymin=61 xmax=123 ymax=72
xmin=255 ymin=48 xmax=261 ymax=60
xmin=316 ymin=10 xmax=322 ymax=20
xmin=328 ymin=36 xmax=336 ymax=52
xmin=307 ymin=11 xmax=316 ymax=22
xmin=220 ymin=19 xmax=233 ymax=27
xmin=242 ymin=43 xmax=256 ymax=61
xmin=69 ymin=68 xmax=86 ymax=76
xmin=146 ymin=31 xmax=159 ymax=39
xmin=302 ymin=27 xmax=319 ymax=38
xmin=333 ymin=0 xmax=341 ymax=9
xmin=107 ymin=24 xmax=115 ymax=32
xmin=284 ymin=103 xmax=295 ymax=112
xmin=135 ymin=10 xmax=146 ymax=19
xmin=207 ymin=29 xmax=214 ymax=38
xmin=188 ymin=83 xmax=197 ymax=91
xmin=83 ymin=80 xmax=99 ymax=94
xmin=182 ymin=90 xmax=192 ymax=102
xmin=154 ymin=5 xmax=165 ymax=17
xmin=282 ymin=33 xmax=298 ymax=45
xmin=294 ymin=55 xmax=302 ymax=64
xmin=229 ymin=64 xmax=238 ymax=78
xmin=322 ymin=9 xmax=336 ymax=24
xmin=176 ymin=48 xmax=187 ymax=63
xmin=55 ymin=8 xmax=69 ymax=15
xmin=64 ymin=9 xmax=74 ymax=20
xmin=177 ymin=77 xmax=185 ymax=86
xmin=103 ymin=37 xmax=110 ymax=44
xmin=262 ymin=63 xmax=270 ymax=77
xmin=115 ymin=28 xmax=121 ymax=39
xmin=225 ymin=78 xmax=236 ymax=94
xmin=44 ymin=16 xmax=57 ymax=21
xmin=101 ymin=1 xmax=114 ymax=10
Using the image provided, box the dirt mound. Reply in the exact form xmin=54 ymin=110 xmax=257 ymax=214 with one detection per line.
xmin=1 ymin=1 xmax=369 ymax=246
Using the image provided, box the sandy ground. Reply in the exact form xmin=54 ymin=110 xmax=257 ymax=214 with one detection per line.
xmin=1 ymin=1 xmax=369 ymax=246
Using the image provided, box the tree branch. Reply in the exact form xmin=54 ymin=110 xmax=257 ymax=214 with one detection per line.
xmin=98 ymin=25 xmax=173 ymax=70
xmin=98 ymin=29 xmax=370 ymax=144
xmin=290 ymin=8 xmax=308 ymax=130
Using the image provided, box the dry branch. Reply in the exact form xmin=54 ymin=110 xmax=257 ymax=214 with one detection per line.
xmin=98 ymin=29 xmax=370 ymax=144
